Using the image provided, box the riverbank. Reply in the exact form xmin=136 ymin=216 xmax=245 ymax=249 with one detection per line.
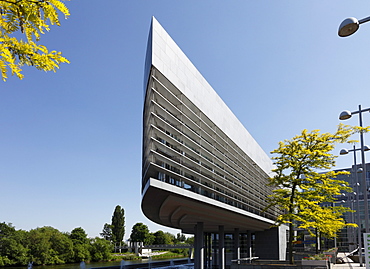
xmin=1 ymin=251 xmax=190 ymax=269
xmin=92 ymin=258 xmax=193 ymax=269
xmin=111 ymin=251 xmax=188 ymax=261
xmin=4 ymin=257 xmax=192 ymax=269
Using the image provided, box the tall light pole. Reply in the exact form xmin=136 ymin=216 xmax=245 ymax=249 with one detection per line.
xmin=339 ymin=105 xmax=370 ymax=234
xmin=340 ymin=145 xmax=370 ymax=266
xmin=338 ymin=16 xmax=370 ymax=37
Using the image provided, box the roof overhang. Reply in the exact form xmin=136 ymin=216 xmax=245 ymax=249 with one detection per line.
xmin=141 ymin=178 xmax=275 ymax=234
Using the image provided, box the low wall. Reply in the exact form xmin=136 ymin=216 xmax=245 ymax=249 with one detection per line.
xmin=230 ymin=260 xmax=330 ymax=269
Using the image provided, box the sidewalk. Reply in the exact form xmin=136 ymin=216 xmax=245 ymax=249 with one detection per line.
xmin=333 ymin=253 xmax=363 ymax=269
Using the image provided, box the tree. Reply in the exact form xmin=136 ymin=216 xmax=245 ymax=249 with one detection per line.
xmin=175 ymin=233 xmax=186 ymax=244
xmin=111 ymin=205 xmax=125 ymax=247
xmin=70 ymin=227 xmax=88 ymax=245
xmin=153 ymin=230 xmax=173 ymax=245
xmin=0 ymin=223 xmax=29 ymax=266
xmin=72 ymin=243 xmax=90 ymax=262
xmin=89 ymin=237 xmax=113 ymax=261
xmin=0 ymin=224 xmax=114 ymax=265
xmin=164 ymin=232 xmax=175 ymax=244
xmin=267 ymin=124 xmax=357 ymax=264
xmin=27 ymin=226 xmax=74 ymax=265
xmin=70 ymin=227 xmax=90 ymax=262
xmin=0 ymin=0 xmax=70 ymax=81
xmin=48 ymin=230 xmax=74 ymax=263
xmin=185 ymin=236 xmax=194 ymax=245
xmin=100 ymin=223 xmax=113 ymax=242
xmin=130 ymin=223 xmax=153 ymax=245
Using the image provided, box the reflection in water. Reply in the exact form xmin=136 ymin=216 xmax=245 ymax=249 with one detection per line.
xmin=79 ymin=262 xmax=85 ymax=269
xmin=119 ymin=260 xmax=126 ymax=269
xmin=148 ymin=256 xmax=152 ymax=269
xmin=14 ymin=260 xmax=130 ymax=269
xmin=9 ymin=258 xmax=192 ymax=269
xmin=17 ymin=260 xmax=160 ymax=269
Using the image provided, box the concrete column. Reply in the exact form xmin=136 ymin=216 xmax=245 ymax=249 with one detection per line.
xmin=234 ymin=228 xmax=240 ymax=262
xmin=195 ymin=222 xmax=204 ymax=269
xmin=218 ymin=225 xmax=225 ymax=269
xmin=207 ymin=233 xmax=212 ymax=269
xmin=204 ymin=233 xmax=209 ymax=268
xmin=247 ymin=230 xmax=252 ymax=259
xmin=255 ymin=226 xmax=288 ymax=260
xmin=213 ymin=234 xmax=218 ymax=268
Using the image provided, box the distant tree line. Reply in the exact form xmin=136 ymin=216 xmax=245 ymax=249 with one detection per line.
xmin=100 ymin=206 xmax=192 ymax=250
xmin=0 ymin=223 xmax=112 ymax=266
xmin=1 ymin=205 xmax=193 ymax=267
xmin=127 ymin=223 xmax=193 ymax=256
xmin=129 ymin=223 xmax=191 ymax=246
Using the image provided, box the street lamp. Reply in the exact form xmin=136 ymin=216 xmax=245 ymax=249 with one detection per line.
xmin=338 ymin=16 xmax=370 ymax=37
xmin=340 ymin=145 xmax=370 ymax=155
xmin=339 ymin=105 xmax=370 ymax=234
xmin=340 ymin=145 xmax=370 ymax=266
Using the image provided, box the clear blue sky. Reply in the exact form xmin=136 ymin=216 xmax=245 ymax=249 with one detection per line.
xmin=2 ymin=1 xmax=370 ymax=240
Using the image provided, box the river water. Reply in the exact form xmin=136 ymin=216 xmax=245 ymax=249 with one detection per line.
xmin=6 ymin=260 xmax=150 ymax=269
xmin=6 ymin=258 xmax=193 ymax=269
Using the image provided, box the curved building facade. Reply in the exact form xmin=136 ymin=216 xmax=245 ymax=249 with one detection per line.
xmin=142 ymin=17 xmax=287 ymax=268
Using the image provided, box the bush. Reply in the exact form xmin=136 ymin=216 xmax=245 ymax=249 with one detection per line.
xmin=89 ymin=237 xmax=113 ymax=261
xmin=0 ymin=223 xmax=114 ymax=266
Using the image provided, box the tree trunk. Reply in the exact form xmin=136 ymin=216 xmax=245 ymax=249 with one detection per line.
xmin=288 ymin=221 xmax=294 ymax=264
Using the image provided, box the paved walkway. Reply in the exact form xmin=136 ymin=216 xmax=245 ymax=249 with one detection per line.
xmin=333 ymin=262 xmax=363 ymax=268
xmin=333 ymin=253 xmax=364 ymax=268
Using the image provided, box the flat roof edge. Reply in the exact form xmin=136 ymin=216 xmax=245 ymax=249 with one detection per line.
xmin=148 ymin=17 xmax=274 ymax=175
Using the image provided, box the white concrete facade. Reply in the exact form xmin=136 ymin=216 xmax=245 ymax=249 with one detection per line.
xmin=146 ymin=18 xmax=273 ymax=176
xmin=141 ymin=17 xmax=285 ymax=266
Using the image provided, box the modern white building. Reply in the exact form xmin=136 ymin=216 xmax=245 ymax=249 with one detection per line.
xmin=141 ymin=17 xmax=286 ymax=268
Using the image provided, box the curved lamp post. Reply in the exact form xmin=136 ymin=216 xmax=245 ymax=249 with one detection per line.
xmin=339 ymin=105 xmax=370 ymax=234
xmin=340 ymin=145 xmax=370 ymax=266
xmin=338 ymin=16 xmax=370 ymax=37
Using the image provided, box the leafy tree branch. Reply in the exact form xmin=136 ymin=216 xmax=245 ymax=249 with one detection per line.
xmin=0 ymin=0 xmax=69 ymax=81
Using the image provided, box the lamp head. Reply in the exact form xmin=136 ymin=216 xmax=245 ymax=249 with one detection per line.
xmin=339 ymin=110 xmax=352 ymax=120
xmin=340 ymin=148 xmax=349 ymax=155
xmin=338 ymin=17 xmax=360 ymax=37
xmin=358 ymin=167 xmax=363 ymax=173
xmin=364 ymin=145 xmax=370 ymax=151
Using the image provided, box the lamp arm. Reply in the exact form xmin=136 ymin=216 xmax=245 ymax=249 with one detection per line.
xmin=359 ymin=16 xmax=370 ymax=24
xmin=350 ymin=107 xmax=370 ymax=115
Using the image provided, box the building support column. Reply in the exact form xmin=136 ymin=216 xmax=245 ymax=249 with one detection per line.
xmin=195 ymin=222 xmax=204 ymax=269
xmin=213 ymin=233 xmax=218 ymax=268
xmin=218 ymin=225 xmax=225 ymax=269
xmin=204 ymin=233 xmax=211 ymax=269
xmin=208 ymin=233 xmax=213 ymax=269
xmin=247 ymin=230 xmax=252 ymax=259
xmin=233 ymin=228 xmax=240 ymax=263
xmin=255 ymin=226 xmax=287 ymax=260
